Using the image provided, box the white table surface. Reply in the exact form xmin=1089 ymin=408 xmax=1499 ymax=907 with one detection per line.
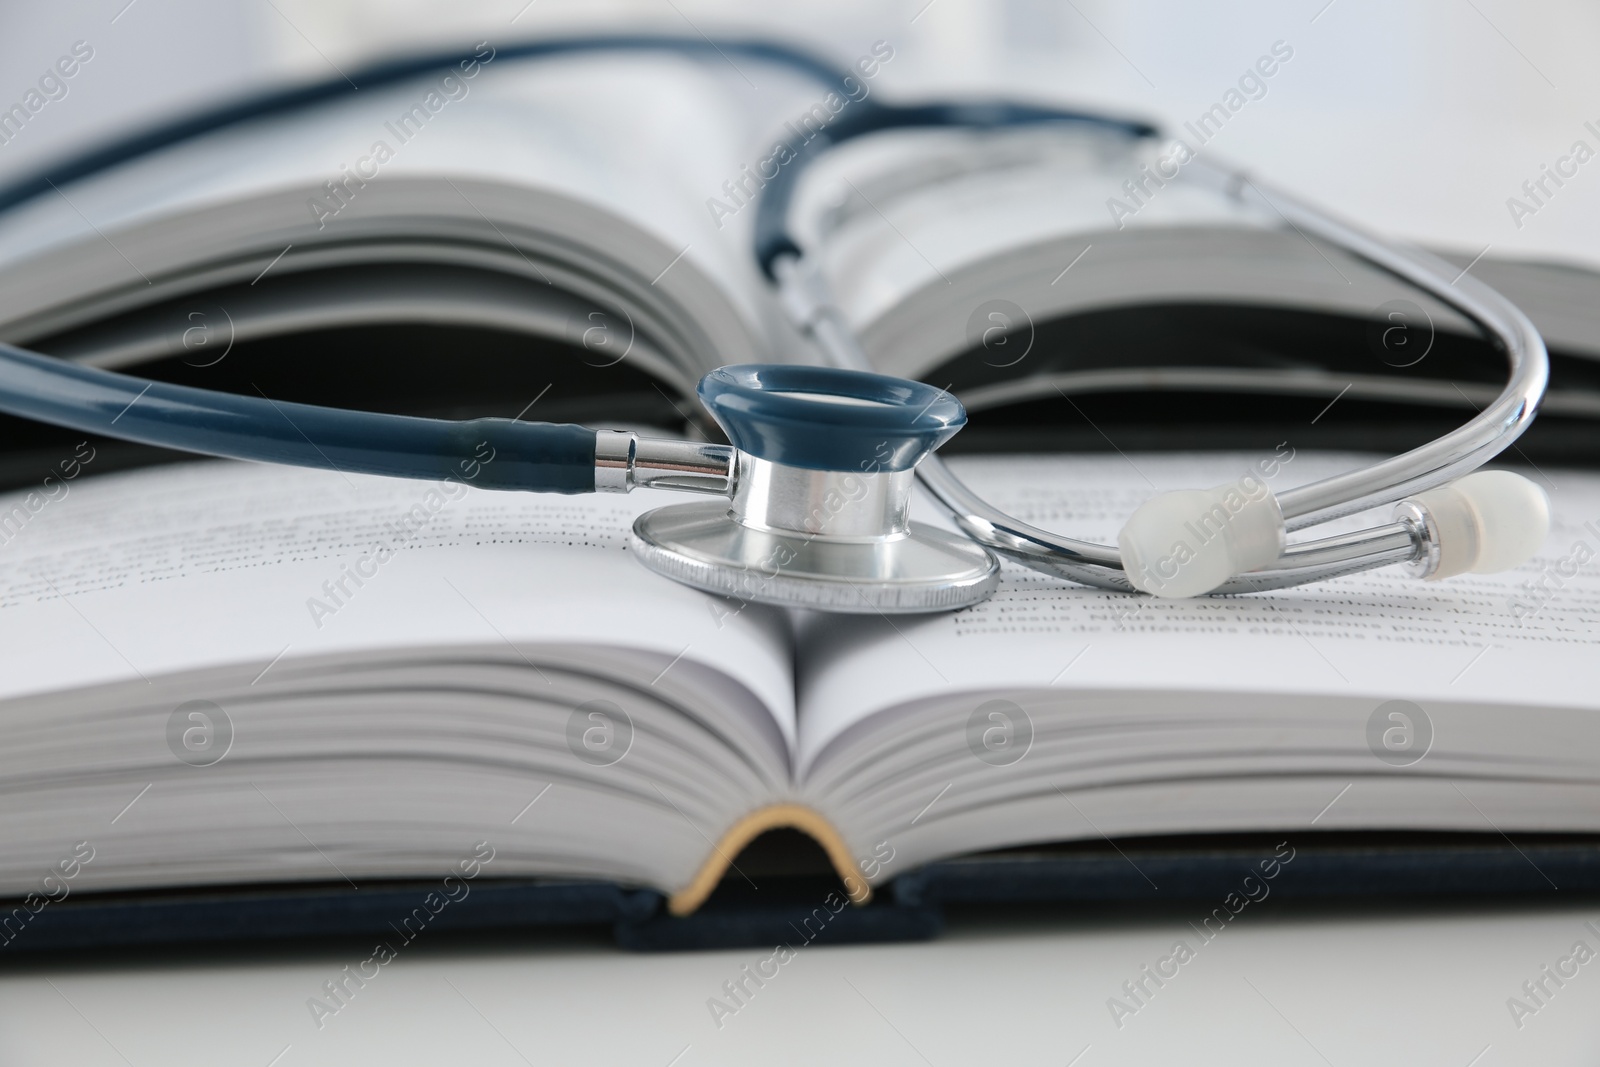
xmin=2 ymin=898 xmax=1597 ymax=1065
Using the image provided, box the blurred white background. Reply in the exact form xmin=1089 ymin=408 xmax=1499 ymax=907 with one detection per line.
xmin=1 ymin=0 xmax=1598 ymax=266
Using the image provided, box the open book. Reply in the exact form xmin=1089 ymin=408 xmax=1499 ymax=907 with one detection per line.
xmin=1 ymin=45 xmax=1599 ymax=922
xmin=4 ymin=451 xmax=1600 ymax=916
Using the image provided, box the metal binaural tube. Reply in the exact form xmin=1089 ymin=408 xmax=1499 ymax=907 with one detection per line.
xmin=769 ymin=131 xmax=1552 ymax=594
xmin=1192 ymin=159 xmax=1550 ymax=531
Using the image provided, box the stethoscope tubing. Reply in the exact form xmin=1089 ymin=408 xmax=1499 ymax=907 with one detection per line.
xmin=0 ymin=35 xmax=1550 ymax=599
xmin=0 ymin=341 xmax=598 ymax=492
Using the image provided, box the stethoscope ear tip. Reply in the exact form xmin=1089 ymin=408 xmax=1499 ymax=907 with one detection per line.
xmin=1399 ymin=470 xmax=1550 ymax=580
xmin=1117 ymin=480 xmax=1284 ymax=598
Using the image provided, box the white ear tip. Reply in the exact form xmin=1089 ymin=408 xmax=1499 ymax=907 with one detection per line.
xmin=1119 ymin=490 xmax=1229 ymax=598
xmin=1453 ymin=470 xmax=1550 ymax=573
xmin=1404 ymin=470 xmax=1550 ymax=579
xmin=1118 ymin=480 xmax=1284 ymax=598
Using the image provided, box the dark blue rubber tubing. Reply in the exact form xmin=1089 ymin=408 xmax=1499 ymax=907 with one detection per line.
xmin=0 ymin=342 xmax=596 ymax=493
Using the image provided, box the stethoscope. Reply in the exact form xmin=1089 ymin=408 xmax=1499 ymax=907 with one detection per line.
xmin=0 ymin=36 xmax=1553 ymax=613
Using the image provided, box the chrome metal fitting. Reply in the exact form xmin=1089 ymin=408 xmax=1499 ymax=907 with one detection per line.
xmin=1392 ymin=500 xmax=1441 ymax=579
xmin=593 ymin=430 xmax=735 ymax=496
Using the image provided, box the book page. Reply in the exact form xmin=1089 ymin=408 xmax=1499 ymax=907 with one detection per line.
xmin=0 ymin=459 xmax=798 ymax=752
xmin=795 ymin=451 xmax=1600 ymax=774
xmin=805 ymin=133 xmax=1478 ymax=381
xmin=0 ymin=52 xmax=827 ymax=369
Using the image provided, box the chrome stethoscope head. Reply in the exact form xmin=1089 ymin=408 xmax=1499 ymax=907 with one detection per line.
xmin=599 ymin=364 xmax=999 ymax=613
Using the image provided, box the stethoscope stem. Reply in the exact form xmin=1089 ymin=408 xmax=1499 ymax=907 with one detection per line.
xmin=594 ymin=431 xmax=734 ymax=495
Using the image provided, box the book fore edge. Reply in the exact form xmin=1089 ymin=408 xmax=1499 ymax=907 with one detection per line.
xmin=666 ymin=803 xmax=872 ymax=916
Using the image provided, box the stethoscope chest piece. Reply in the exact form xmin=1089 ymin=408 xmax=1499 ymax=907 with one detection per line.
xmin=628 ymin=365 xmax=999 ymax=613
